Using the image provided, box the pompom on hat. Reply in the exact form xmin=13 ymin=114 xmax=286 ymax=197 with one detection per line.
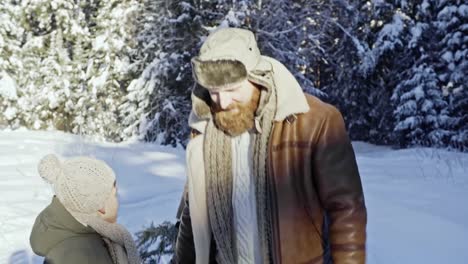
xmin=37 ymin=154 xmax=62 ymax=184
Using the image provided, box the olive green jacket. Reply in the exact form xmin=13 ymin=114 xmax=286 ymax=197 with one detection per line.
xmin=30 ymin=196 xmax=114 ymax=264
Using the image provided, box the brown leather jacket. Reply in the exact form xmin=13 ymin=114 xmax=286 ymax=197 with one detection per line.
xmin=175 ymin=95 xmax=367 ymax=264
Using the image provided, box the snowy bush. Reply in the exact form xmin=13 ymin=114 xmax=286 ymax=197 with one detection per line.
xmin=136 ymin=221 xmax=177 ymax=264
xmin=0 ymin=0 xmax=141 ymax=141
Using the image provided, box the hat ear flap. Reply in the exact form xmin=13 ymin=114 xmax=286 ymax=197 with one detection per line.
xmin=191 ymin=84 xmax=212 ymax=118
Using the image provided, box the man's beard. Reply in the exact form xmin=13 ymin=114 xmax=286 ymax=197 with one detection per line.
xmin=211 ymin=87 xmax=261 ymax=137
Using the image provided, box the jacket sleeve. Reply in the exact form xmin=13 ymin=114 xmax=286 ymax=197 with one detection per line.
xmin=173 ymin=187 xmax=196 ymax=264
xmin=312 ymin=107 xmax=367 ymax=264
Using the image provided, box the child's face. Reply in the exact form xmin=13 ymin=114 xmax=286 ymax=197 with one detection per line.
xmin=99 ymin=184 xmax=119 ymax=223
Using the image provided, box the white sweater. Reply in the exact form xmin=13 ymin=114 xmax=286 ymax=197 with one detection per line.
xmin=232 ymin=132 xmax=262 ymax=264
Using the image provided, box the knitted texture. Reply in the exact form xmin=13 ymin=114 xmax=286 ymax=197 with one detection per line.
xmin=38 ymin=154 xmax=115 ymax=214
xmin=205 ymin=119 xmax=236 ymax=263
xmin=103 ymin=237 xmax=130 ymax=264
xmin=232 ymin=133 xmax=262 ymax=264
xmin=77 ymin=213 xmax=141 ymax=264
xmin=204 ymin=85 xmax=276 ymax=264
xmin=37 ymin=154 xmax=141 ymax=264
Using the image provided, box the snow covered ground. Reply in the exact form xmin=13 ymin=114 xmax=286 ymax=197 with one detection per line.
xmin=1 ymin=130 xmax=467 ymax=264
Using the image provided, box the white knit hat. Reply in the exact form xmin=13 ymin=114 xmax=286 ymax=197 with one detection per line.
xmin=38 ymin=154 xmax=142 ymax=264
xmin=38 ymin=154 xmax=115 ymax=216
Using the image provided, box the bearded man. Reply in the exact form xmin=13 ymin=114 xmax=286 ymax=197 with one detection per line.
xmin=174 ymin=28 xmax=367 ymax=264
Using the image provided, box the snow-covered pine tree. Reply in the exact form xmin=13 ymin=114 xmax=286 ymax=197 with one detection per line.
xmin=388 ymin=1 xmax=436 ymax=148
xmin=124 ymin=0 xmax=208 ymax=147
xmin=313 ymin=0 xmax=391 ymax=143
xmin=433 ymin=0 xmax=467 ymax=151
xmin=0 ymin=1 xmax=23 ymax=76
xmin=362 ymin=1 xmax=418 ymax=145
xmin=136 ymin=0 xmax=387 ymax=146
xmin=120 ymin=0 xmax=256 ymax=146
xmin=328 ymin=0 xmax=463 ymax=149
xmin=118 ymin=0 xmax=164 ymax=141
xmin=252 ymin=0 xmax=326 ymax=98
xmin=391 ymin=64 xmax=449 ymax=147
xmin=2 ymin=0 xmax=141 ymax=141
xmin=389 ymin=0 xmax=466 ymax=150
xmin=135 ymin=0 xmax=380 ymax=146
xmin=317 ymin=0 xmax=370 ymax=142
xmin=14 ymin=0 xmax=90 ymax=131
xmin=0 ymin=1 xmax=23 ymax=128
xmin=136 ymin=221 xmax=177 ymax=264
xmin=76 ymin=0 xmax=140 ymax=141
xmin=448 ymin=88 xmax=468 ymax=151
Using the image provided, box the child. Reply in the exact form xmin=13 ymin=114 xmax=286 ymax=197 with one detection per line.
xmin=30 ymin=154 xmax=141 ymax=264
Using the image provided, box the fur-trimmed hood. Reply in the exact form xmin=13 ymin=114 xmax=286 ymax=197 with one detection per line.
xmin=189 ymin=28 xmax=309 ymax=134
xmin=189 ymin=55 xmax=310 ymax=133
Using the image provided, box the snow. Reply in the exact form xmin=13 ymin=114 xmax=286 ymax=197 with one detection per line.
xmin=374 ymin=13 xmax=405 ymax=56
xmin=409 ymin=22 xmax=427 ymax=48
xmin=33 ymin=120 xmax=41 ymax=130
xmin=371 ymin=0 xmax=385 ymax=6
xmin=179 ymin=2 xmax=193 ymax=12
xmin=1 ymin=131 xmax=468 ymax=264
xmin=420 ymin=0 xmax=430 ymax=15
xmin=438 ymin=6 xmax=457 ymax=21
xmin=90 ymin=68 xmax=109 ymax=92
xmin=24 ymin=36 xmax=44 ymax=50
xmin=413 ymin=85 xmax=425 ymax=101
xmin=224 ymin=10 xmax=242 ymax=27
xmin=358 ymin=142 xmax=468 ymax=264
xmin=47 ymin=92 xmax=59 ymax=109
xmin=170 ymin=13 xmax=190 ymax=24
xmin=4 ymin=107 xmax=17 ymax=121
xmin=459 ymin=5 xmax=468 ymax=17
xmin=442 ymin=51 xmax=454 ymax=63
xmin=447 ymin=32 xmax=462 ymax=47
xmin=93 ymin=34 xmax=109 ymax=51
xmin=0 ymin=73 xmax=17 ymax=100
xmin=0 ymin=130 xmax=186 ymax=264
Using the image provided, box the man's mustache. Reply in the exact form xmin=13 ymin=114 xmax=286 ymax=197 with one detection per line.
xmin=211 ymin=102 xmax=242 ymax=113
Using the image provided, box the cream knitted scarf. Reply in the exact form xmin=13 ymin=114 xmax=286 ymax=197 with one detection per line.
xmin=204 ymin=85 xmax=277 ymax=264
xmin=72 ymin=212 xmax=141 ymax=264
